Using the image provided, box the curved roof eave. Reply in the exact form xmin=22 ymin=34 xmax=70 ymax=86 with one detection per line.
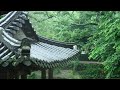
xmin=0 ymin=11 xmax=80 ymax=68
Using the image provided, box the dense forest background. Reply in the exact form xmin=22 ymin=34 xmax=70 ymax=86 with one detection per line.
xmin=28 ymin=11 xmax=120 ymax=79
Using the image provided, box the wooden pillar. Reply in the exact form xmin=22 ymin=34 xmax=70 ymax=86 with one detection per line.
xmin=48 ymin=68 xmax=53 ymax=79
xmin=41 ymin=69 xmax=46 ymax=79
xmin=21 ymin=74 xmax=27 ymax=79
xmin=21 ymin=70 xmax=27 ymax=79
xmin=0 ymin=72 xmax=6 ymax=79
xmin=0 ymin=69 xmax=7 ymax=79
xmin=15 ymin=74 xmax=19 ymax=79
xmin=15 ymin=71 xmax=20 ymax=79
xmin=6 ymin=70 xmax=10 ymax=79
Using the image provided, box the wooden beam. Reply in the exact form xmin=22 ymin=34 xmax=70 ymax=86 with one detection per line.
xmin=80 ymin=61 xmax=102 ymax=64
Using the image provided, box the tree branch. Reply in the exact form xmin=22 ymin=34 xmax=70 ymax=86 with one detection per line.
xmin=70 ymin=23 xmax=98 ymax=29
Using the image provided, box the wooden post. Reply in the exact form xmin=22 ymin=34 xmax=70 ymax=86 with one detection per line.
xmin=0 ymin=69 xmax=7 ymax=79
xmin=15 ymin=71 xmax=20 ymax=79
xmin=21 ymin=74 xmax=27 ymax=79
xmin=6 ymin=70 xmax=10 ymax=79
xmin=48 ymin=68 xmax=53 ymax=79
xmin=41 ymin=69 xmax=46 ymax=79
xmin=15 ymin=74 xmax=19 ymax=79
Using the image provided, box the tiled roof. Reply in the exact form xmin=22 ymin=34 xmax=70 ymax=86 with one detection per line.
xmin=30 ymin=42 xmax=79 ymax=68
xmin=0 ymin=11 xmax=79 ymax=68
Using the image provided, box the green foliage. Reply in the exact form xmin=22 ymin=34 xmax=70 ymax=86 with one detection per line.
xmin=77 ymin=64 xmax=105 ymax=79
xmin=89 ymin=11 xmax=120 ymax=78
xmin=61 ymin=61 xmax=105 ymax=79
xmin=27 ymin=72 xmax=37 ymax=79
xmin=28 ymin=11 xmax=120 ymax=78
xmin=28 ymin=11 xmax=98 ymax=50
xmin=27 ymin=71 xmax=41 ymax=79
xmin=54 ymin=68 xmax=61 ymax=74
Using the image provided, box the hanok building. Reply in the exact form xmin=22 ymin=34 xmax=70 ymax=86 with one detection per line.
xmin=0 ymin=11 xmax=79 ymax=79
